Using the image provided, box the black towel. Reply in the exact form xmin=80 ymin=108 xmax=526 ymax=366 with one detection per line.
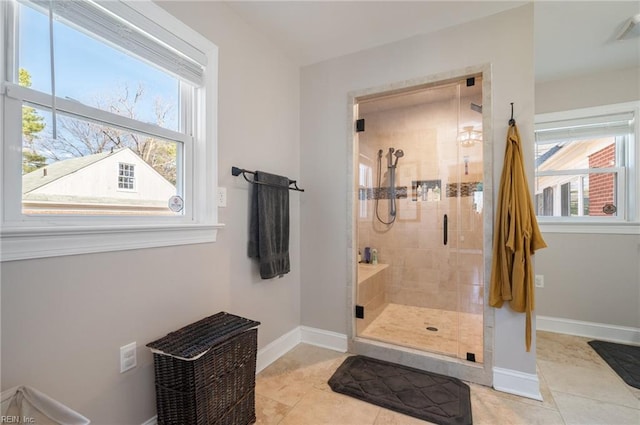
xmin=248 ymin=171 xmax=291 ymax=279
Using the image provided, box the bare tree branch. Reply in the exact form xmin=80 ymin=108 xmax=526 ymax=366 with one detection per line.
xmin=30 ymin=83 xmax=178 ymax=184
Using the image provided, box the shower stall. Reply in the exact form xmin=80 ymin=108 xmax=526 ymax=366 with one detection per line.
xmin=349 ymin=67 xmax=493 ymax=385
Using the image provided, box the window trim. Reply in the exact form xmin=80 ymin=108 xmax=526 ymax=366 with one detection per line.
xmin=0 ymin=0 xmax=223 ymax=262
xmin=535 ymin=101 xmax=639 ymax=235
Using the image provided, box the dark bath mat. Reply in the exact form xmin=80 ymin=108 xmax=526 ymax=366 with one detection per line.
xmin=328 ymin=355 xmax=472 ymax=425
xmin=588 ymin=340 xmax=640 ymax=389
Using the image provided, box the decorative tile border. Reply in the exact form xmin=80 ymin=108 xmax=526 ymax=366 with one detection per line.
xmin=359 ymin=183 xmax=482 ymax=199
xmin=359 ymin=186 xmax=408 ymax=200
xmin=446 ymin=182 xmax=483 ymax=198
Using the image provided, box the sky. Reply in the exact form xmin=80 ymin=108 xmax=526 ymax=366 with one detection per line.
xmin=19 ymin=3 xmax=179 ymax=131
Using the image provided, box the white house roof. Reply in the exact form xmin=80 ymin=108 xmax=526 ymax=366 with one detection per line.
xmin=22 ymin=150 xmax=117 ymax=194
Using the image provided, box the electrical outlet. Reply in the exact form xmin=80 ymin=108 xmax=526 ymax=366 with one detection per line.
xmin=535 ymin=275 xmax=544 ymax=288
xmin=217 ymin=187 xmax=227 ymax=207
xmin=120 ymin=342 xmax=137 ymax=373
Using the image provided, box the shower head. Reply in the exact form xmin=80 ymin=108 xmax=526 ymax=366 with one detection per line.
xmin=392 ymin=149 xmax=404 ymax=166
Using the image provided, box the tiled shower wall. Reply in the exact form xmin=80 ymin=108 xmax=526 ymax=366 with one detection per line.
xmin=357 ymin=85 xmax=484 ymax=316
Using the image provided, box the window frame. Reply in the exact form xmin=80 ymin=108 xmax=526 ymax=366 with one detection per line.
xmin=0 ymin=0 xmax=222 ymax=261
xmin=534 ymin=101 xmax=639 ymax=235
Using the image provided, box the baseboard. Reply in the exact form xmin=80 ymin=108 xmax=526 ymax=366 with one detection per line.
xmin=537 ymin=315 xmax=640 ymax=344
xmin=141 ymin=416 xmax=157 ymax=425
xmin=255 ymin=326 xmax=348 ymax=374
xmin=256 ymin=326 xmax=302 ymax=373
xmin=299 ymin=326 xmax=348 ymax=352
xmin=493 ymin=367 xmax=542 ymax=401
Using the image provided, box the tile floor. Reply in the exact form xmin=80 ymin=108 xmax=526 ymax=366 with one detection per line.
xmin=254 ymin=331 xmax=640 ymax=424
xmin=359 ymin=303 xmax=483 ymax=362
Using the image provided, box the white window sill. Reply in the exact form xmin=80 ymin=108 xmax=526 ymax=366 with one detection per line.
xmin=0 ymin=223 xmax=224 ymax=261
xmin=539 ymin=222 xmax=640 ymax=235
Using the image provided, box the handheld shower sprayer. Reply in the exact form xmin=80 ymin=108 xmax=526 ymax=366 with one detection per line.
xmin=393 ymin=149 xmax=404 ymax=167
xmin=383 ymin=147 xmax=404 ymax=168
xmin=375 ymin=146 xmax=404 ymax=224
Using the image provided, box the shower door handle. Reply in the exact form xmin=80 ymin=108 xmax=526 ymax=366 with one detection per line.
xmin=443 ymin=214 xmax=448 ymax=246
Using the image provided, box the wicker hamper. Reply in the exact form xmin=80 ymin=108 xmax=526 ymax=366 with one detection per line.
xmin=147 ymin=312 xmax=260 ymax=425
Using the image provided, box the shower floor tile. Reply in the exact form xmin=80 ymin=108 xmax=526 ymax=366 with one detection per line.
xmin=358 ymin=303 xmax=483 ymax=363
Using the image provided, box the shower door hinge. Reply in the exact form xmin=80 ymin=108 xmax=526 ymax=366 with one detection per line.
xmin=355 ymin=305 xmax=364 ymax=319
xmin=356 ymin=118 xmax=365 ymax=132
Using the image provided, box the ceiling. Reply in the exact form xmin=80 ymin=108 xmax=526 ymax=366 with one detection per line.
xmin=534 ymin=1 xmax=639 ymax=83
xmin=217 ymin=0 xmax=639 ymax=82
xmin=224 ymin=1 xmax=526 ymax=66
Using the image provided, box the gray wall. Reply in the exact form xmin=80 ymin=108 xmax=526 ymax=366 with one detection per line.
xmin=300 ymin=5 xmax=538 ymax=374
xmin=535 ymin=233 xmax=640 ymax=327
xmin=6 ymin=3 xmax=634 ymax=424
xmin=0 ymin=2 xmax=301 ymax=424
xmin=535 ymin=67 xmax=640 ymax=329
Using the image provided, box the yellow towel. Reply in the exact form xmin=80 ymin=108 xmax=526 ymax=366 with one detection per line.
xmin=490 ymin=124 xmax=547 ymax=351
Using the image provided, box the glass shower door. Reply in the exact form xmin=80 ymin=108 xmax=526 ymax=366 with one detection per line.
xmin=455 ymin=77 xmax=485 ymax=363
xmin=355 ymin=76 xmax=484 ymax=363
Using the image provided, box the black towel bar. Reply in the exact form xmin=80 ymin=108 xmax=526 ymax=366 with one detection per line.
xmin=231 ymin=166 xmax=305 ymax=192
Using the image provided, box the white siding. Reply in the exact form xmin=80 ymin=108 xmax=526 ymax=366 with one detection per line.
xmin=30 ymin=149 xmax=175 ymax=203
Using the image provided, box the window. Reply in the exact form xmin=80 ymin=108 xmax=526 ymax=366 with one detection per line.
xmin=358 ymin=161 xmax=372 ymax=218
xmin=1 ymin=0 xmax=220 ymax=261
xmin=534 ymin=102 xmax=638 ymax=233
xmin=118 ymin=163 xmax=135 ymax=191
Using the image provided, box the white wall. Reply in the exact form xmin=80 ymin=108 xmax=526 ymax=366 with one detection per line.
xmin=536 ymin=66 xmax=640 ymax=114
xmin=0 ymin=2 xmax=301 ymax=424
xmin=300 ymin=4 xmax=537 ymax=377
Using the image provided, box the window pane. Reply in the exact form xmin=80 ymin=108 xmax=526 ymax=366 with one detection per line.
xmin=18 ymin=4 xmax=52 ymax=93
xmin=118 ymin=163 xmax=136 ymax=190
xmin=536 ymin=137 xmax=617 ymax=172
xmin=22 ymin=106 xmax=182 ymax=216
xmin=587 ymin=173 xmax=618 ymax=217
xmin=18 ymin=2 xmax=180 ymax=131
xmin=535 ymin=172 xmax=618 ymax=218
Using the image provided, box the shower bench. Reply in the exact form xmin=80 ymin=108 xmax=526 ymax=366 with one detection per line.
xmin=356 ymin=263 xmax=389 ymax=334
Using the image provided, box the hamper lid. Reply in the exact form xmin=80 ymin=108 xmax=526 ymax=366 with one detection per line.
xmin=146 ymin=312 xmax=260 ymax=361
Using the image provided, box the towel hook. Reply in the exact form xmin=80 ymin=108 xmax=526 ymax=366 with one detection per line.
xmin=509 ymin=102 xmax=516 ymax=126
